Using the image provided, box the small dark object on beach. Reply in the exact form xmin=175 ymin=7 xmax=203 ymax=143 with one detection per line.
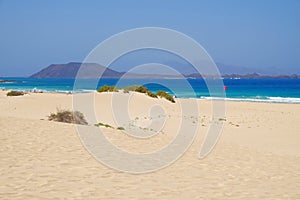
xmin=0 ymin=80 xmax=15 ymax=83
xmin=7 ymin=91 xmax=25 ymax=96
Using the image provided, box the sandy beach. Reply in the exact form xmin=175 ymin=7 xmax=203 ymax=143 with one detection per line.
xmin=0 ymin=90 xmax=300 ymax=199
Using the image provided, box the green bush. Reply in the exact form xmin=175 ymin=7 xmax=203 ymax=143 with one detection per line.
xmin=48 ymin=109 xmax=88 ymax=125
xmin=97 ymin=85 xmax=174 ymax=102
xmin=156 ymin=90 xmax=175 ymax=103
xmin=95 ymin=122 xmax=113 ymax=128
xmin=135 ymin=86 xmax=148 ymax=93
xmin=146 ymin=91 xmax=158 ymax=98
xmin=117 ymin=126 xmax=125 ymax=130
xmin=123 ymin=85 xmax=140 ymax=93
xmin=97 ymin=85 xmax=118 ymax=93
xmin=7 ymin=91 xmax=24 ymax=96
xmin=124 ymin=85 xmax=157 ymax=98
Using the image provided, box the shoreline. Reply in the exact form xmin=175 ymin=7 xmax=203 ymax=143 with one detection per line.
xmin=1 ymin=88 xmax=300 ymax=104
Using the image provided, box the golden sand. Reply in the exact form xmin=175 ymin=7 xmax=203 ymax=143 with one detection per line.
xmin=0 ymin=91 xmax=299 ymax=199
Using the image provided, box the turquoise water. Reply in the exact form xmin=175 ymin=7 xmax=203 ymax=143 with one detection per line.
xmin=1 ymin=77 xmax=300 ymax=103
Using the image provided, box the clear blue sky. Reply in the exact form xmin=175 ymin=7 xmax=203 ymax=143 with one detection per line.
xmin=0 ymin=0 xmax=299 ymax=76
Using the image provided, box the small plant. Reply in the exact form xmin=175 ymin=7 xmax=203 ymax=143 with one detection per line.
xmin=135 ymin=86 xmax=148 ymax=93
xmin=125 ymin=85 xmax=157 ymax=98
xmin=156 ymin=90 xmax=175 ymax=103
xmin=97 ymin=85 xmax=174 ymax=102
xmin=97 ymin=85 xmax=118 ymax=93
xmin=7 ymin=91 xmax=24 ymax=96
xmin=95 ymin=122 xmax=114 ymax=128
xmin=48 ymin=109 xmax=88 ymax=125
xmin=123 ymin=85 xmax=140 ymax=93
xmin=117 ymin=126 xmax=125 ymax=130
xmin=146 ymin=91 xmax=158 ymax=98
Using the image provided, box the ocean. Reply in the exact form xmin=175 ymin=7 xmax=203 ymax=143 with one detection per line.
xmin=1 ymin=77 xmax=300 ymax=103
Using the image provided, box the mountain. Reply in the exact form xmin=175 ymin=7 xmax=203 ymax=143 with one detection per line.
xmin=215 ymin=63 xmax=263 ymax=75
xmin=221 ymin=73 xmax=300 ymax=79
xmin=30 ymin=62 xmax=124 ymax=78
xmin=30 ymin=62 xmax=183 ymax=79
xmin=184 ymin=73 xmax=300 ymax=79
xmin=30 ymin=62 xmax=300 ymax=79
xmin=215 ymin=63 xmax=300 ymax=75
xmin=161 ymin=61 xmax=300 ymax=76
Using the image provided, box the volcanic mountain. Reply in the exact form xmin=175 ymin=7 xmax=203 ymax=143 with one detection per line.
xmin=30 ymin=62 xmax=123 ymax=78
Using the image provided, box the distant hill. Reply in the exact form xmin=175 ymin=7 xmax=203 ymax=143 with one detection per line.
xmin=30 ymin=62 xmax=123 ymax=78
xmin=30 ymin=62 xmax=183 ymax=79
xmin=221 ymin=73 xmax=300 ymax=79
xmin=185 ymin=73 xmax=300 ymax=79
xmin=30 ymin=62 xmax=300 ymax=79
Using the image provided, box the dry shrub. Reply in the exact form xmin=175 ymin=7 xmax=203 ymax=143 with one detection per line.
xmin=48 ymin=109 xmax=88 ymax=125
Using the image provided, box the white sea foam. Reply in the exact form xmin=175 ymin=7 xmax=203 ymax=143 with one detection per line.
xmin=267 ymin=97 xmax=300 ymax=103
xmin=199 ymin=96 xmax=300 ymax=104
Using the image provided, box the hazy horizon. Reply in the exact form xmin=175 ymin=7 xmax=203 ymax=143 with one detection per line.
xmin=0 ymin=0 xmax=299 ymax=76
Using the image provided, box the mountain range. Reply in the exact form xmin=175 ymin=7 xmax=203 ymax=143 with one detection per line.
xmin=30 ymin=62 xmax=300 ymax=79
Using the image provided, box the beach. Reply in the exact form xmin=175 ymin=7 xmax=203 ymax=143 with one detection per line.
xmin=0 ymin=90 xmax=300 ymax=199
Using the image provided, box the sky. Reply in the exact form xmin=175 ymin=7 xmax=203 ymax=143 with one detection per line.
xmin=0 ymin=0 xmax=299 ymax=76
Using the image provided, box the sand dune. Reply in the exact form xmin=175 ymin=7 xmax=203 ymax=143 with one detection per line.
xmin=0 ymin=91 xmax=299 ymax=199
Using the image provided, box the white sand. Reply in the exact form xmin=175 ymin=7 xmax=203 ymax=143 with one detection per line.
xmin=0 ymin=90 xmax=299 ymax=199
